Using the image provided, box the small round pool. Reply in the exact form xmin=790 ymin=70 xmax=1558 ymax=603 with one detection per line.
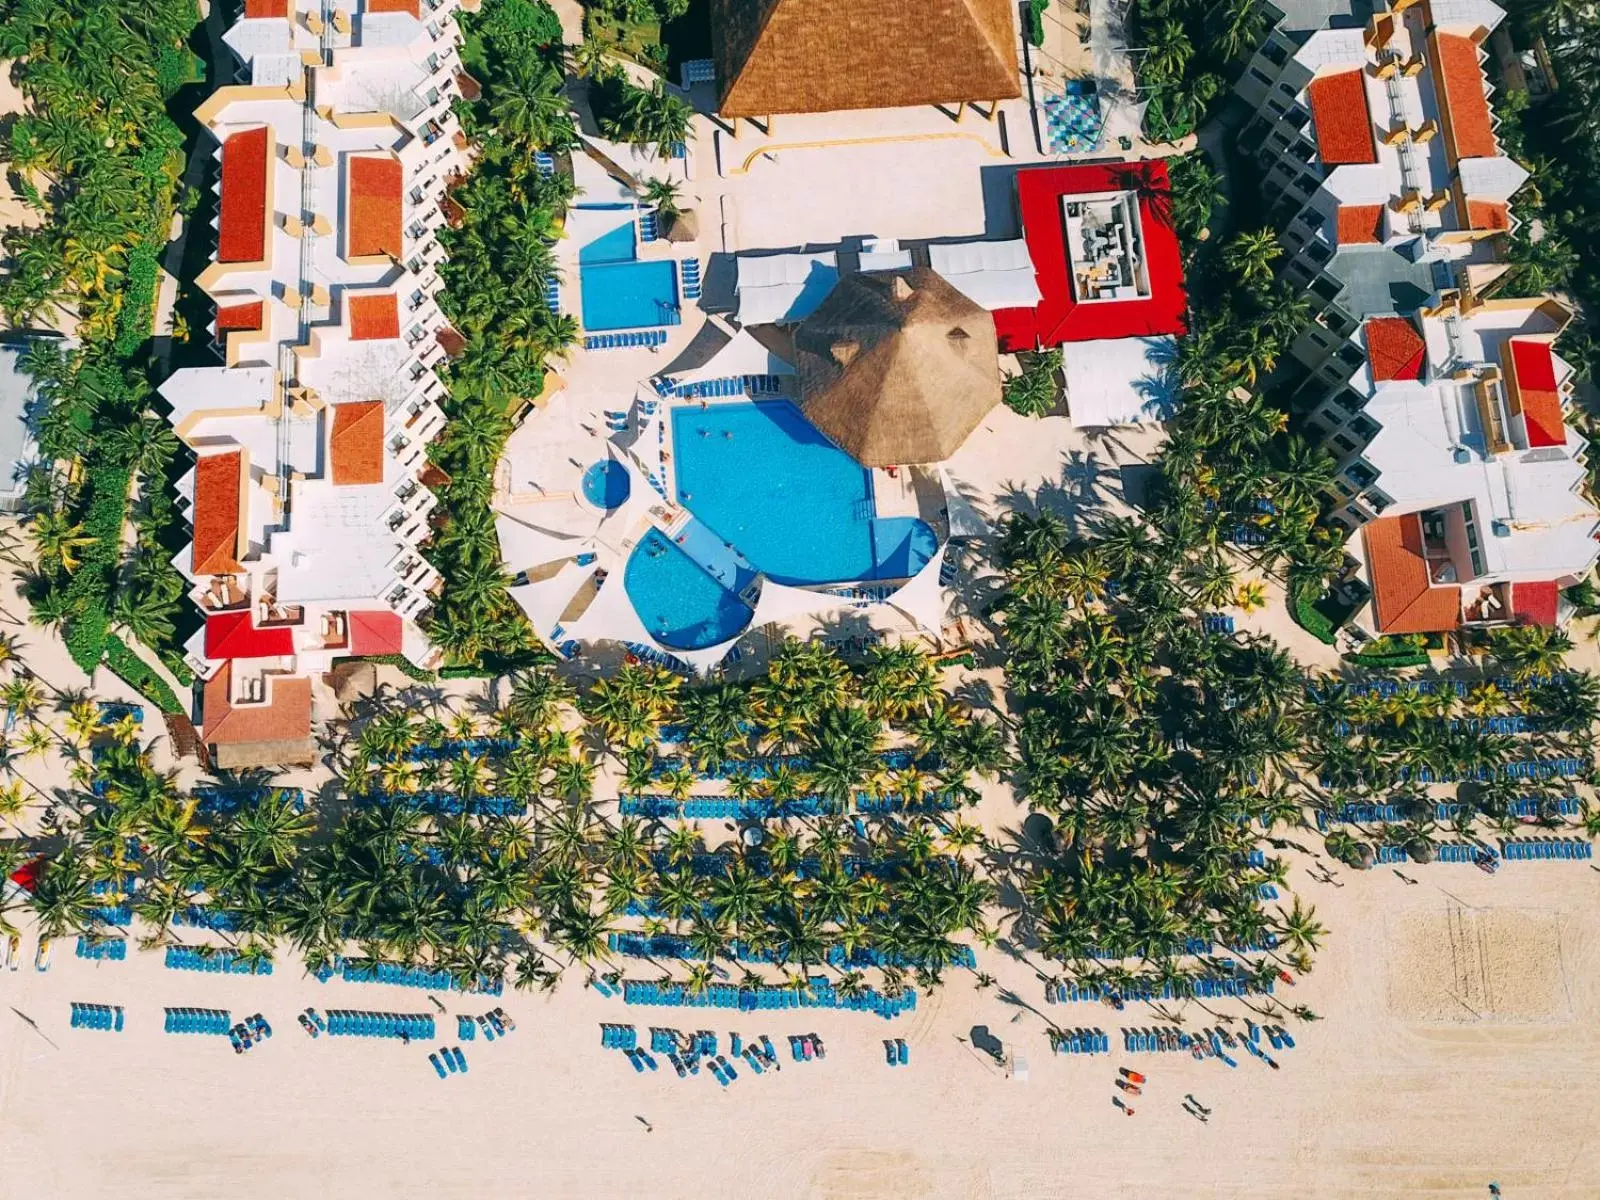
xmin=581 ymin=460 xmax=630 ymax=510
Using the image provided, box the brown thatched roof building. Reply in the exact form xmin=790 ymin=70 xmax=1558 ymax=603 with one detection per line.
xmin=711 ymin=0 xmax=1020 ymax=119
xmin=795 ymin=268 xmax=1001 ymax=467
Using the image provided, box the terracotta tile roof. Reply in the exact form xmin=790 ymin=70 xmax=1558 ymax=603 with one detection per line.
xmin=205 ymin=610 xmax=296 ymax=659
xmin=1307 ymin=71 xmax=1377 ymax=166
xmin=202 ymin=661 xmax=313 ymax=747
xmin=1511 ymin=580 xmax=1560 ymax=628
xmin=349 ymin=609 xmax=405 ymax=655
xmin=366 ymin=0 xmax=421 ymax=13
xmin=1465 ymin=199 xmax=1510 ymax=232
xmin=244 ymin=0 xmax=290 ymax=16
xmin=1434 ymin=33 xmax=1498 ymax=161
xmin=1365 ymin=315 xmax=1427 ymax=382
xmin=1505 ymin=337 xmax=1565 ymax=449
xmin=349 ymin=293 xmax=401 ymax=341
xmin=218 ymin=127 xmax=270 ymax=264
xmin=1336 ymin=205 xmax=1385 ymax=245
xmin=1363 ymin=514 xmax=1463 ymax=635
xmin=330 ymin=400 xmax=386 ymax=485
xmin=348 ymin=156 xmax=404 ymax=259
xmin=216 ymin=301 xmax=265 ymax=332
xmin=193 ymin=450 xmax=245 ymax=576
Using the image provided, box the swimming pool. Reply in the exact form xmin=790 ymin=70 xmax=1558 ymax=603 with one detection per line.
xmin=623 ymin=528 xmax=754 ymax=650
xmin=579 ymin=222 xmax=679 ymax=333
xmin=670 ymin=401 xmax=936 ymax=585
xmin=581 ymin=460 xmax=630 ymax=510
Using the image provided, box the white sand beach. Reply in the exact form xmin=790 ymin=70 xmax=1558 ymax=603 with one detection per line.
xmin=2 ymin=846 xmax=1596 ymax=1200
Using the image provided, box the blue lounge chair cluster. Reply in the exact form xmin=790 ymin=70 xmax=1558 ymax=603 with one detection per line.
xmin=1306 ymin=673 xmax=1569 ymax=702
xmin=428 ymin=1046 xmax=469 ymax=1078
xmin=603 ymin=406 xmax=632 ymax=433
xmin=96 ymin=701 xmax=144 ymax=726
xmin=623 ymin=641 xmax=693 ymax=675
xmin=401 ymin=736 xmax=515 ymax=762
xmin=680 ymin=257 xmax=702 ymax=300
xmin=1052 ymin=1027 xmax=1109 ymax=1054
xmin=584 ymin=330 xmax=668 ymax=351
xmin=1376 ymin=844 xmax=1410 ymax=864
xmin=1228 ymin=524 xmax=1268 ymax=546
xmin=679 ymin=57 xmax=716 ymax=85
xmin=164 ymin=1007 xmax=230 ymax=1035
xmin=592 ymin=977 xmax=623 ymax=998
xmin=649 ymin=748 xmax=921 ymax=782
xmin=164 ymin=946 xmax=271 ymax=975
xmin=229 ymin=1014 xmax=272 ymax=1054
xmin=1049 ymin=973 xmax=1270 ymax=1003
xmin=1330 ymin=715 xmax=1536 ymax=737
xmin=791 ymin=1033 xmax=826 ymax=1062
xmin=600 ymin=1022 xmax=637 ymax=1050
xmin=191 ymin=785 xmax=304 ymax=815
xmin=1501 ymin=838 xmax=1593 ymax=860
xmin=1200 ymin=614 xmax=1235 ymax=635
xmin=1436 ymin=843 xmax=1500 ymax=864
xmin=173 ymin=905 xmax=239 ymax=931
xmin=1123 ymin=1027 xmax=1193 ymax=1053
xmin=298 ymin=1008 xmax=326 ymax=1037
xmin=76 ymin=937 xmax=126 ymax=961
xmin=357 ymin=790 xmax=525 ymax=817
xmin=827 ymin=944 xmax=977 ymax=971
xmin=533 ymin=150 xmax=555 ymax=176
xmin=461 ymin=1008 xmax=513 ymax=1041
xmin=544 ymin=277 xmax=560 ymax=313
xmin=1318 ymin=758 xmax=1588 ymax=788
xmin=90 ymin=904 xmax=131 ymax=925
xmin=621 ymin=977 xmax=916 ymax=1019
xmin=337 ymin=959 xmax=503 ymax=995
xmin=325 ymin=1010 xmax=435 ymax=1039
xmin=70 ymin=1002 xmax=124 ymax=1031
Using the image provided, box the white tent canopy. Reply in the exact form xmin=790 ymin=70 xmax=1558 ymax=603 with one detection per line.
xmin=928 ymin=240 xmax=1043 ymax=311
xmin=736 ymin=252 xmax=839 ymax=325
xmin=495 ymin=509 xmax=593 ymax=573
xmin=937 ymin=465 xmax=993 ymax=539
xmin=667 ymin=329 xmax=796 ymax=385
xmin=509 ymin=559 xmax=598 ymax=641
xmin=1063 ymin=336 xmax=1178 ymax=427
xmin=887 ymin=544 xmax=949 ymax=634
xmin=749 ymin=578 xmax=851 ymax=629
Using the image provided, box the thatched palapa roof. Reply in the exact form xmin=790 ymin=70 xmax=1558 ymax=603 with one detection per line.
xmin=711 ymin=0 xmax=1020 ymax=119
xmin=795 ymin=268 xmax=1001 ymax=467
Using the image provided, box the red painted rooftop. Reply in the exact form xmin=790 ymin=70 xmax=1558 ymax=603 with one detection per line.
xmin=349 ymin=293 xmax=401 ymax=341
xmin=205 ymin=610 xmax=296 ymax=660
xmin=350 ymin=609 xmax=404 ymax=655
xmin=1506 ymin=337 xmax=1565 ymax=449
xmin=1336 ymin=205 xmax=1384 ymax=245
xmin=991 ymin=161 xmax=1187 ymax=352
xmin=1307 ymin=70 xmax=1377 ymax=166
xmin=366 ymin=0 xmax=421 ymax=13
xmin=1364 ymin=513 xmax=1462 ymax=635
xmin=243 ymin=0 xmax=289 ymax=16
xmin=193 ymin=450 xmax=245 ymax=577
xmin=216 ymin=301 xmax=265 ymax=333
xmin=218 ymin=127 xmax=270 ymax=265
xmin=1512 ymin=580 xmax=1560 ymax=628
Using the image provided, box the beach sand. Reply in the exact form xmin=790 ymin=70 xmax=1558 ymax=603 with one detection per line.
xmin=2 ymin=847 xmax=1596 ymax=1200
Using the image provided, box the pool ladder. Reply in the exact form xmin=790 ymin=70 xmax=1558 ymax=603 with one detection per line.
xmin=852 ymin=498 xmax=874 ymax=522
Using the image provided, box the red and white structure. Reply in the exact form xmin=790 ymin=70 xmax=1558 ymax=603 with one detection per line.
xmin=161 ymin=0 xmax=473 ymax=764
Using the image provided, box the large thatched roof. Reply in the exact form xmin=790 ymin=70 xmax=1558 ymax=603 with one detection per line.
xmin=795 ymin=268 xmax=1001 ymax=467
xmin=711 ymin=0 xmax=1020 ymax=119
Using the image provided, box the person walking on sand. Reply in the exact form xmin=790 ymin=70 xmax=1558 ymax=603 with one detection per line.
xmin=1186 ymin=1094 xmax=1211 ymax=1116
xmin=636 ymin=1116 xmax=653 ymax=1133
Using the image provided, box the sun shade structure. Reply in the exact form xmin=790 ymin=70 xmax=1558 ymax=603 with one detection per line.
xmin=795 ymin=268 xmax=1001 ymax=467
xmin=710 ymin=0 xmax=1021 ymax=118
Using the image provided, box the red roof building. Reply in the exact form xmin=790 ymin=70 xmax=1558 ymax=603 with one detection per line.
xmin=1365 ymin=316 xmax=1427 ymax=383
xmin=216 ymin=301 xmax=265 ymax=332
xmin=1336 ymin=205 xmax=1385 ymax=246
xmin=203 ymin=662 xmax=313 ymax=747
xmin=331 ymin=401 xmax=387 ymax=485
xmin=992 ymin=162 xmax=1187 ymax=352
xmin=350 ymin=610 xmax=405 ymax=655
xmin=349 ymin=293 xmax=401 ymax=341
xmin=218 ymin=127 xmax=271 ymax=264
xmin=1504 ymin=337 xmax=1565 ymax=449
xmin=1363 ymin=513 xmax=1464 ymax=634
xmin=348 ymin=156 xmax=404 ymax=260
xmin=243 ymin=0 xmax=290 ymax=16
xmin=205 ymin=610 xmax=296 ymax=660
xmin=1511 ymin=580 xmax=1560 ymax=628
xmin=366 ymin=0 xmax=421 ymax=13
xmin=1307 ymin=71 xmax=1377 ymax=166
xmin=192 ymin=450 xmax=246 ymax=576
xmin=1431 ymin=32 xmax=1498 ymax=163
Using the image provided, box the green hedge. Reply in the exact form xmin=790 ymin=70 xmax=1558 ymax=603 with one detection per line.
xmin=103 ymin=634 xmax=186 ymax=714
xmin=62 ymin=464 xmax=132 ymax=672
xmin=113 ymin=245 xmax=162 ymax=358
xmin=1289 ymin=576 xmax=1338 ymax=645
xmin=1024 ymin=0 xmax=1047 ymax=47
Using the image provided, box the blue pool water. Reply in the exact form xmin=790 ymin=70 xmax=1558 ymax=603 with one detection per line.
xmin=581 ymin=460 xmax=630 ymax=510
xmin=670 ymin=401 xmax=936 ymax=585
xmin=579 ymin=222 xmax=679 ymax=332
xmin=624 ymin=529 xmax=754 ymax=650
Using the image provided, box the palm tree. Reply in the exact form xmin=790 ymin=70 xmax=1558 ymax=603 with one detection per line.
xmin=1223 ymin=228 xmax=1283 ymax=290
xmin=27 ymin=509 xmax=95 ymax=576
xmin=638 ymin=176 xmax=682 ymax=222
xmin=1143 ymin=20 xmax=1195 ymax=83
xmin=490 ymin=61 xmax=573 ymax=148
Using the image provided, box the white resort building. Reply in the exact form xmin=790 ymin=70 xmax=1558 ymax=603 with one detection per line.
xmin=1236 ymin=0 xmax=1600 ymax=638
xmin=160 ymin=0 xmax=471 ymax=766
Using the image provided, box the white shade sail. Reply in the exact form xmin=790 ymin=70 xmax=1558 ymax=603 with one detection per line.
xmin=736 ymin=252 xmax=839 ymax=325
xmin=928 ymin=239 xmax=1043 ymax=311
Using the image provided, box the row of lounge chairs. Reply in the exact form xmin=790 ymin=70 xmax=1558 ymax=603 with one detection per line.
xmin=1052 ymin=1028 xmax=1109 ymax=1054
xmin=324 ymin=1010 xmax=434 ymax=1040
xmin=584 ymin=330 xmax=668 ymax=351
xmin=1049 ymin=974 xmax=1270 ymax=1004
xmin=164 ymin=1007 xmax=230 ymax=1035
xmin=600 ymin=1023 xmax=637 ymax=1050
xmin=70 ymin=1002 xmax=124 ymax=1032
xmin=164 ymin=946 xmax=270 ymax=976
xmin=1501 ymin=839 xmax=1594 ymax=860
xmin=76 ymin=937 xmax=126 ymax=961
xmin=620 ymin=978 xmax=916 ymax=1019
xmin=1307 ymin=673 xmax=1569 ymax=701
